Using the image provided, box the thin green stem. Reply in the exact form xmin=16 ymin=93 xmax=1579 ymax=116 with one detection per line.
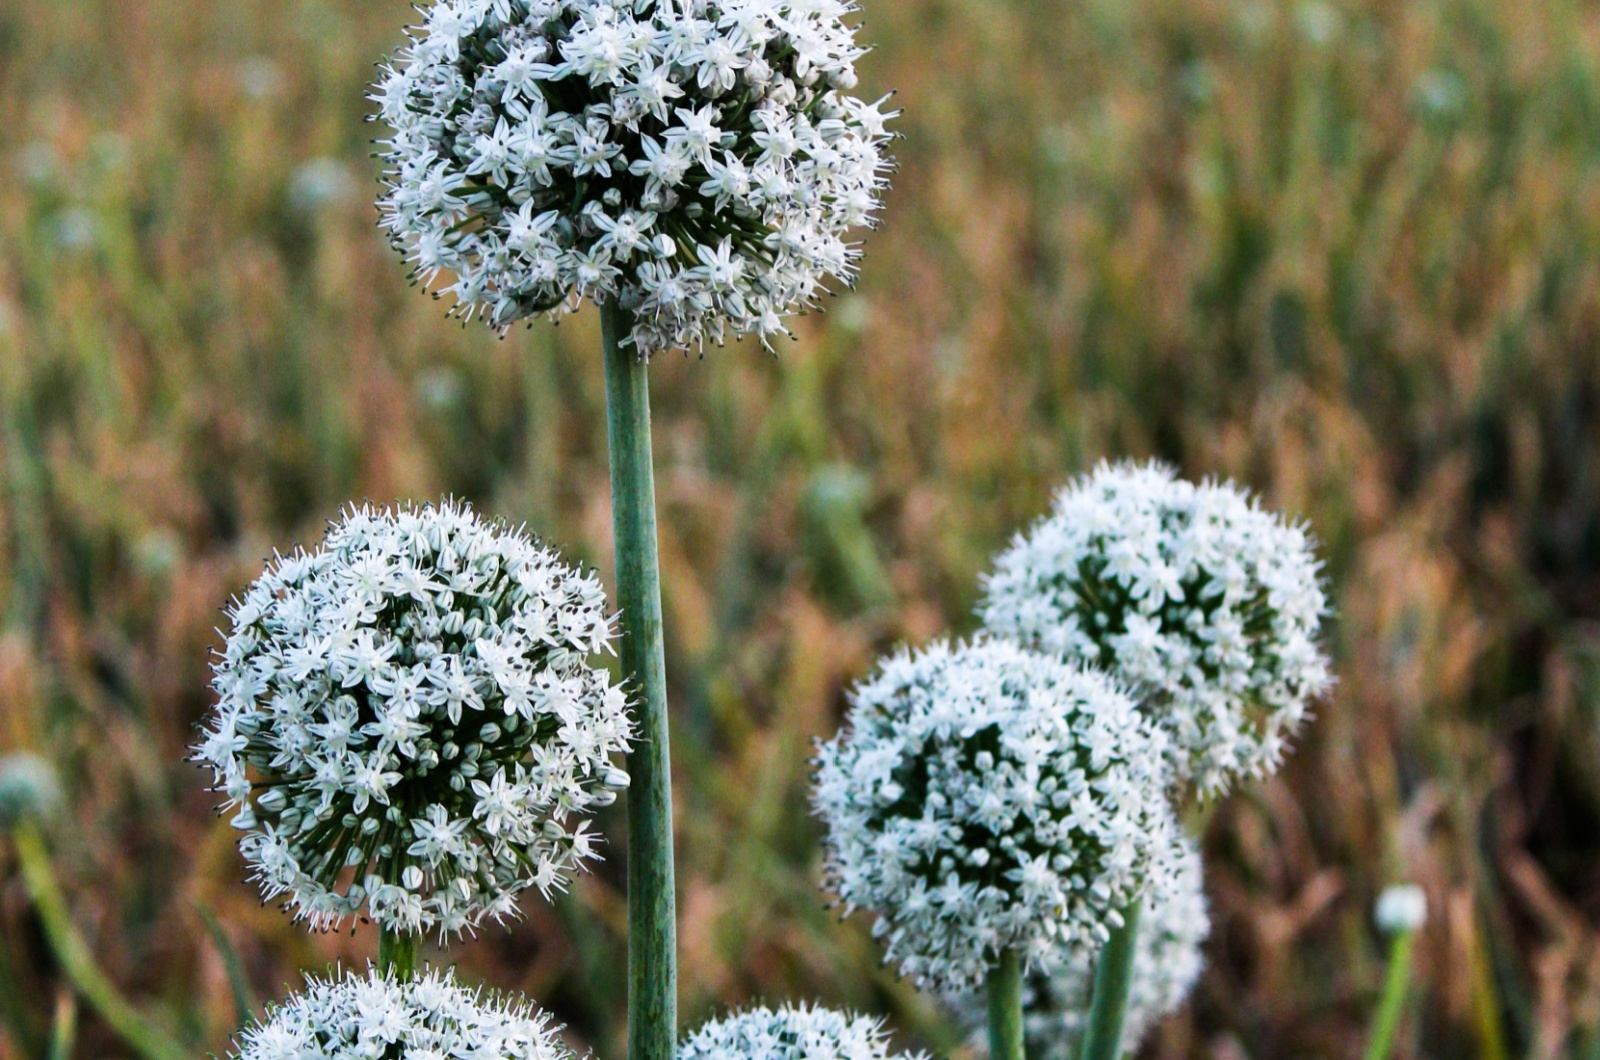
xmin=1077 ymin=900 xmax=1143 ymax=1060
xmin=378 ymin=927 xmax=420 ymax=980
xmin=602 ymin=300 xmax=678 ymax=1060
xmin=1364 ymin=929 xmax=1418 ymax=1060
xmin=986 ymin=947 xmax=1025 ymax=1060
xmin=197 ymin=902 xmax=257 ymax=1026
xmin=12 ymin=823 xmax=189 ymax=1060
xmin=49 ymin=988 xmax=78 ymax=1060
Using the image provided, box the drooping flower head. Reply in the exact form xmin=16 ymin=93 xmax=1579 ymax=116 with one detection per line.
xmin=812 ymin=638 xmax=1178 ymax=993
xmin=227 ymin=967 xmax=576 ymax=1060
xmin=678 ymin=1002 xmax=928 ymax=1060
xmin=373 ymin=0 xmax=897 ymax=354
xmin=195 ymin=500 xmax=633 ymax=939
xmin=949 ymin=835 xmax=1209 ymax=1058
xmin=980 ymin=460 xmax=1332 ymax=795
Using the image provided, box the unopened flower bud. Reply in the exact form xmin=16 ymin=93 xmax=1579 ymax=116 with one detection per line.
xmin=0 ymin=754 xmax=62 ymax=833
xmin=1375 ymin=884 xmax=1427 ymax=935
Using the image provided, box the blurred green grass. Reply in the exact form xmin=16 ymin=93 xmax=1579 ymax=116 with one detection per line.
xmin=3 ymin=0 xmax=1600 ymax=1055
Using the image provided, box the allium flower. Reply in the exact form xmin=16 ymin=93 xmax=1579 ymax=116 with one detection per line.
xmin=678 ymin=1002 xmax=927 ymax=1060
xmin=949 ymin=836 xmax=1209 ymax=1058
xmin=1375 ymin=884 xmax=1427 ymax=935
xmin=980 ymin=460 xmax=1332 ymax=794
xmin=812 ymin=638 xmax=1178 ymax=993
xmin=227 ymin=967 xmax=576 ymax=1060
xmin=0 ymin=753 xmax=63 ymax=833
xmin=372 ymin=0 xmax=896 ymax=353
xmin=194 ymin=501 xmax=633 ymax=938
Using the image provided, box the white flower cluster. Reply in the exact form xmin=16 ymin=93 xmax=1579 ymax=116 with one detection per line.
xmin=194 ymin=501 xmax=634 ymax=939
xmin=980 ymin=460 xmax=1332 ymax=794
xmin=949 ymin=835 xmax=1209 ymax=1058
xmin=678 ymin=1002 xmax=928 ymax=1060
xmin=812 ymin=639 xmax=1180 ymax=993
xmin=373 ymin=0 xmax=896 ymax=353
xmin=227 ymin=967 xmax=576 ymax=1060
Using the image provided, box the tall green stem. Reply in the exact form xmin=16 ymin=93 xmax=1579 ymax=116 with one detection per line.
xmin=1077 ymin=900 xmax=1143 ymax=1060
xmin=602 ymin=301 xmax=678 ymax=1060
xmin=1363 ymin=928 xmax=1418 ymax=1060
xmin=987 ymin=947 xmax=1025 ymax=1060
xmin=12 ymin=823 xmax=189 ymax=1060
xmin=378 ymin=927 xmax=419 ymax=980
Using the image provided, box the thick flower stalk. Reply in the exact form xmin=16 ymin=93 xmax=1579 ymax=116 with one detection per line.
xmin=678 ymin=1002 xmax=927 ymax=1060
xmin=373 ymin=0 xmax=896 ymax=354
xmin=812 ymin=638 xmax=1180 ymax=995
xmin=980 ymin=460 xmax=1332 ymax=795
xmin=226 ymin=968 xmax=577 ymax=1060
xmin=949 ymin=835 xmax=1210 ymax=1058
xmin=194 ymin=501 xmax=633 ymax=943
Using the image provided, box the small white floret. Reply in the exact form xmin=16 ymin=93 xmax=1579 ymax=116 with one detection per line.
xmin=1375 ymin=884 xmax=1427 ymax=935
xmin=0 ymin=753 xmax=63 ymax=833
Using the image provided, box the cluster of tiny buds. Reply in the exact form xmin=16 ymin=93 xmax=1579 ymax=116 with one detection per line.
xmin=981 ymin=459 xmax=1333 ymax=795
xmin=194 ymin=500 xmax=633 ymax=939
xmin=812 ymin=638 xmax=1180 ymax=993
xmin=677 ymin=1002 xmax=928 ymax=1060
xmin=373 ymin=0 xmax=897 ymax=354
xmin=226 ymin=967 xmax=577 ymax=1060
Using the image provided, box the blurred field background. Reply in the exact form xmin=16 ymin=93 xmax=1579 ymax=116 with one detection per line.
xmin=3 ymin=0 xmax=1600 ymax=1055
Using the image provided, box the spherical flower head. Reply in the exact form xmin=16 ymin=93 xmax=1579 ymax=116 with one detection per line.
xmin=980 ymin=460 xmax=1333 ymax=795
xmin=0 ymin=753 xmax=63 ymax=833
xmin=948 ymin=835 xmax=1209 ymax=1058
xmin=678 ymin=1002 xmax=927 ymax=1060
xmin=812 ymin=638 xmax=1179 ymax=993
xmin=1375 ymin=884 xmax=1427 ymax=935
xmin=194 ymin=500 xmax=634 ymax=939
xmin=373 ymin=0 xmax=897 ymax=354
xmin=227 ymin=967 xmax=577 ymax=1060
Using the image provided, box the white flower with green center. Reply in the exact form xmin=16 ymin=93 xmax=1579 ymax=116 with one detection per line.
xmin=679 ymin=1002 xmax=927 ymax=1059
xmin=949 ymin=835 xmax=1209 ymax=1057
xmin=194 ymin=500 xmax=633 ymax=939
xmin=811 ymin=638 xmax=1180 ymax=993
xmin=373 ymin=0 xmax=896 ymax=354
xmin=980 ymin=460 xmax=1333 ymax=795
xmin=227 ymin=968 xmax=576 ymax=1060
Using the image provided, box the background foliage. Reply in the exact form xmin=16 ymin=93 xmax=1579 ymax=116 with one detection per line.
xmin=3 ymin=0 xmax=1600 ymax=1055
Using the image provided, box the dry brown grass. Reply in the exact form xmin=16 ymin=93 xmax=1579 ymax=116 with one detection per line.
xmin=4 ymin=0 xmax=1600 ymax=1055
